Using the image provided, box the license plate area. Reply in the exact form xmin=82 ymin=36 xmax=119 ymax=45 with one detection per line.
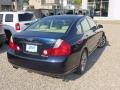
xmin=26 ymin=44 xmax=37 ymax=53
xmin=23 ymin=42 xmax=43 ymax=55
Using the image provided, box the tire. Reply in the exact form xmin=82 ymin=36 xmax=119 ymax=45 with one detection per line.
xmin=13 ymin=66 xmax=19 ymax=69
xmin=75 ymin=49 xmax=88 ymax=75
xmin=98 ymin=35 xmax=106 ymax=48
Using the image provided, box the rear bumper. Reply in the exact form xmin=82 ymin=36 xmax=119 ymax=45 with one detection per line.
xmin=7 ymin=50 xmax=73 ymax=75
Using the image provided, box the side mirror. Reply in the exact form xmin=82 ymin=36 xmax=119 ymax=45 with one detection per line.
xmin=98 ymin=24 xmax=103 ymax=28
xmin=90 ymin=26 xmax=97 ymax=31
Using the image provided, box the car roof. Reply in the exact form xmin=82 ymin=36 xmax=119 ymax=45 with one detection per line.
xmin=0 ymin=11 xmax=34 ymax=14
xmin=45 ymin=15 xmax=85 ymax=20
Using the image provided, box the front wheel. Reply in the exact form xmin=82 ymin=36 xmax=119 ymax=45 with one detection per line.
xmin=98 ymin=35 xmax=106 ymax=48
xmin=75 ymin=50 xmax=88 ymax=75
xmin=13 ymin=66 xmax=19 ymax=69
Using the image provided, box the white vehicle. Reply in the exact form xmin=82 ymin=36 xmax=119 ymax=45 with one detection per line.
xmin=0 ymin=11 xmax=36 ymax=42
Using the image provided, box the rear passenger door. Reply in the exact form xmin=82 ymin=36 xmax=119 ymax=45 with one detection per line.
xmin=4 ymin=14 xmax=14 ymax=24
xmin=4 ymin=14 xmax=14 ymax=28
xmin=81 ymin=18 xmax=97 ymax=53
xmin=86 ymin=17 xmax=102 ymax=46
xmin=3 ymin=14 xmax=16 ymax=33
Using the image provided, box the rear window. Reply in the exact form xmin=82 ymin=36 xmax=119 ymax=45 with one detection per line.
xmin=65 ymin=10 xmax=74 ymax=14
xmin=25 ymin=17 xmax=74 ymax=33
xmin=5 ymin=14 xmax=13 ymax=22
xmin=0 ymin=14 xmax=3 ymax=22
xmin=18 ymin=13 xmax=34 ymax=21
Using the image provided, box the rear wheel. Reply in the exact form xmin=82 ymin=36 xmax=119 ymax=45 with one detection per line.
xmin=75 ymin=49 xmax=88 ymax=75
xmin=98 ymin=35 xmax=106 ymax=48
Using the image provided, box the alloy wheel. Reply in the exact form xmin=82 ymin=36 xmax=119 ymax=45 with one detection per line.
xmin=98 ymin=35 xmax=106 ymax=48
xmin=80 ymin=51 xmax=88 ymax=72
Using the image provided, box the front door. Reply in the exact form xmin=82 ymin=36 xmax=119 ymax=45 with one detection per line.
xmin=81 ymin=18 xmax=97 ymax=53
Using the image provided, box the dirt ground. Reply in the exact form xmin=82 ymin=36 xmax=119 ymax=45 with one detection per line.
xmin=0 ymin=23 xmax=120 ymax=90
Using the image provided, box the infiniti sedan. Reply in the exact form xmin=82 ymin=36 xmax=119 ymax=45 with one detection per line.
xmin=7 ymin=15 xmax=106 ymax=75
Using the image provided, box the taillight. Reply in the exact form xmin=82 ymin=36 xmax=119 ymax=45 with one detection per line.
xmin=15 ymin=23 xmax=20 ymax=31
xmin=42 ymin=39 xmax=71 ymax=56
xmin=9 ymin=37 xmax=20 ymax=51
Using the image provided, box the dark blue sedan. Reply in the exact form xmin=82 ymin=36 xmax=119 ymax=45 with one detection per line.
xmin=7 ymin=15 xmax=106 ymax=75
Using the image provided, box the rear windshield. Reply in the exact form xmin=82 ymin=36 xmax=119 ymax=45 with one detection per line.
xmin=0 ymin=14 xmax=3 ymax=22
xmin=18 ymin=13 xmax=34 ymax=21
xmin=25 ymin=17 xmax=74 ymax=33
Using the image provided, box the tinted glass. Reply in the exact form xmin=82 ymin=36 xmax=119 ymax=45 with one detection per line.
xmin=26 ymin=17 xmax=74 ymax=33
xmin=87 ymin=17 xmax=97 ymax=28
xmin=65 ymin=10 xmax=74 ymax=14
xmin=18 ymin=13 xmax=34 ymax=21
xmin=0 ymin=14 xmax=3 ymax=22
xmin=81 ymin=19 xmax=90 ymax=32
xmin=76 ymin=22 xmax=82 ymax=35
xmin=5 ymin=14 xmax=13 ymax=22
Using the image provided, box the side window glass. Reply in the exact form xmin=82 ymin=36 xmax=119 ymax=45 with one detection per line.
xmin=5 ymin=14 xmax=13 ymax=22
xmin=87 ymin=17 xmax=97 ymax=29
xmin=81 ymin=19 xmax=90 ymax=32
xmin=76 ymin=22 xmax=82 ymax=35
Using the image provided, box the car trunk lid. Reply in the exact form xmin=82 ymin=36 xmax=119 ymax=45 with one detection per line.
xmin=13 ymin=31 xmax=64 ymax=58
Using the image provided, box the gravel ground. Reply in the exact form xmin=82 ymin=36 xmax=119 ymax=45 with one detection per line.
xmin=0 ymin=23 xmax=120 ymax=90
